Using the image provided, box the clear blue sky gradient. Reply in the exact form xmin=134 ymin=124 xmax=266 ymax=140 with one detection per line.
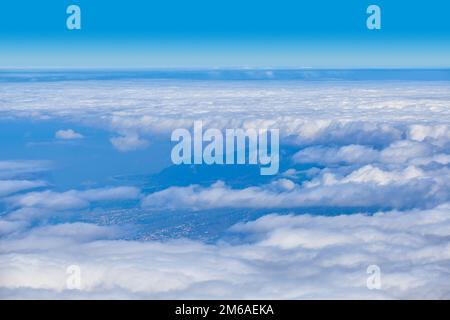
xmin=1 ymin=0 xmax=449 ymax=68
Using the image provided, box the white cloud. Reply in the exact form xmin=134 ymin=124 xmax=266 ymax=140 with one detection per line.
xmin=7 ymin=190 xmax=89 ymax=211
xmin=408 ymin=124 xmax=450 ymax=143
xmin=55 ymin=129 xmax=83 ymax=140
xmin=6 ymin=187 xmax=141 ymax=211
xmin=110 ymin=133 xmax=149 ymax=152
xmin=293 ymin=145 xmax=379 ymax=165
xmin=0 ymin=180 xmax=47 ymax=197
xmin=141 ymin=163 xmax=450 ymax=210
xmin=379 ymin=140 xmax=433 ymax=164
xmin=293 ymin=140 xmax=439 ymax=166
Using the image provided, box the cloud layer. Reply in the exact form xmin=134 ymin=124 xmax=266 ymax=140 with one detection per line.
xmin=1 ymin=79 xmax=450 ymax=299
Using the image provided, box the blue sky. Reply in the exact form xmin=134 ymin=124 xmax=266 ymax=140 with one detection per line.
xmin=1 ymin=0 xmax=449 ymax=67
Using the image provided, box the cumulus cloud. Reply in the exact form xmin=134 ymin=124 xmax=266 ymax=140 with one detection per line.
xmin=141 ymin=162 xmax=450 ymax=210
xmin=2 ymin=80 xmax=450 ymax=144
xmin=1 ymin=205 xmax=450 ymax=299
xmin=55 ymin=129 xmax=83 ymax=140
xmin=408 ymin=124 xmax=450 ymax=144
xmin=293 ymin=140 xmax=439 ymax=167
xmin=110 ymin=133 xmax=149 ymax=152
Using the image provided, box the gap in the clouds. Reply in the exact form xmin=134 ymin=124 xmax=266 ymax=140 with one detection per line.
xmin=136 ymin=145 xmax=320 ymax=192
xmin=0 ymin=118 xmax=173 ymax=191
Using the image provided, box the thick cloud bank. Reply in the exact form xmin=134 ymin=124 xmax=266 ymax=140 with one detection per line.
xmin=1 ymin=205 xmax=450 ymax=299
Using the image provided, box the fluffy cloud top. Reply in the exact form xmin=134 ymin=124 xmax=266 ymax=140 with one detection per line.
xmin=55 ymin=129 xmax=83 ymax=140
